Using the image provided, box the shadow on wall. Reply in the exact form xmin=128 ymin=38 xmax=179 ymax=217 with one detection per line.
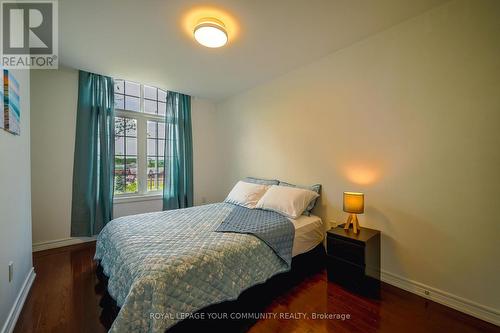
xmin=315 ymin=194 xmax=449 ymax=285
xmin=369 ymin=206 xmax=450 ymax=282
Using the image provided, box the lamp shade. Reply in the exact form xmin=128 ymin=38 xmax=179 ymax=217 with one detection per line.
xmin=343 ymin=192 xmax=364 ymax=214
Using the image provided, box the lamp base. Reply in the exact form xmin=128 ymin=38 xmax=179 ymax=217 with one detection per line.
xmin=344 ymin=213 xmax=361 ymax=234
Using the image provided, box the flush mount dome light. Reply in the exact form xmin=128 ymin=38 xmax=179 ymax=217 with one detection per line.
xmin=194 ymin=18 xmax=228 ymax=48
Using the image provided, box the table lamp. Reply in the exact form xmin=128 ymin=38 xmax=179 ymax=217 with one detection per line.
xmin=343 ymin=192 xmax=364 ymax=234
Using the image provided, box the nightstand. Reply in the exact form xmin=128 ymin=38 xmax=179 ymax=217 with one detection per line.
xmin=326 ymin=224 xmax=381 ymax=298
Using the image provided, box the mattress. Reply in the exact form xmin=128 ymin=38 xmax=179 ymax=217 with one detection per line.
xmin=289 ymin=214 xmax=325 ymax=257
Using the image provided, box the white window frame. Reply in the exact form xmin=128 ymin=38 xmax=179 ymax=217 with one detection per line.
xmin=114 ymin=81 xmax=166 ymax=202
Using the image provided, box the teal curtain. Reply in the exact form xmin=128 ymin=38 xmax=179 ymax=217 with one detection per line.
xmin=71 ymin=70 xmax=115 ymax=236
xmin=163 ymin=92 xmax=193 ymax=210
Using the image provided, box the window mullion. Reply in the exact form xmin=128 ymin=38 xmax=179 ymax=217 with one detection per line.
xmin=137 ymin=116 xmax=147 ymax=195
xmin=136 ymin=85 xmax=145 ymax=196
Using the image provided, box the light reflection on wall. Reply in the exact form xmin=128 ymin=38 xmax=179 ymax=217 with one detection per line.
xmin=181 ymin=6 xmax=240 ymax=44
xmin=343 ymin=163 xmax=382 ymax=185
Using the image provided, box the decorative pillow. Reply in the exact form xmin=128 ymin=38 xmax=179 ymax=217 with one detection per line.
xmin=243 ymin=177 xmax=279 ymax=186
xmin=279 ymin=181 xmax=321 ymax=216
xmin=224 ymin=181 xmax=270 ymax=209
xmin=255 ymin=185 xmax=319 ymax=219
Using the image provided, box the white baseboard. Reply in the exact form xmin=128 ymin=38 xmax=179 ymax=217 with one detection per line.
xmin=32 ymin=236 xmax=96 ymax=252
xmin=1 ymin=267 xmax=35 ymax=333
xmin=381 ymin=270 xmax=500 ymax=326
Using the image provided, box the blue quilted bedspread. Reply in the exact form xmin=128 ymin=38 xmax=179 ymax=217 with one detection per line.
xmin=94 ymin=203 xmax=292 ymax=333
xmin=215 ymin=205 xmax=294 ymax=266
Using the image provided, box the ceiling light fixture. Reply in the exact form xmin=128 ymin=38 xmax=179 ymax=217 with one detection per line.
xmin=194 ymin=18 xmax=228 ymax=48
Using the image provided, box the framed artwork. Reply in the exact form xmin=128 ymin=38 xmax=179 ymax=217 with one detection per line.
xmin=3 ymin=69 xmax=20 ymax=135
xmin=0 ymin=73 xmax=3 ymax=130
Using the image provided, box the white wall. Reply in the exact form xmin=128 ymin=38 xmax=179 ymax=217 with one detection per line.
xmin=192 ymin=98 xmax=221 ymax=204
xmin=113 ymin=198 xmax=163 ymax=218
xmin=30 ymin=67 xmax=77 ymax=244
xmin=216 ymin=0 xmax=500 ymax=320
xmin=0 ymin=69 xmax=33 ymax=329
xmin=30 ymin=67 xmax=220 ymax=244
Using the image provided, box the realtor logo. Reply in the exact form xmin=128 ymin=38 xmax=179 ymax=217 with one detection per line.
xmin=1 ymin=0 xmax=58 ymax=69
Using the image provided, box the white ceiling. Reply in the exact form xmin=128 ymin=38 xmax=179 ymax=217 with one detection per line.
xmin=59 ymin=0 xmax=448 ymax=100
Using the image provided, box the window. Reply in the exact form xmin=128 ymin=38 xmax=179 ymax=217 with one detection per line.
xmin=147 ymin=121 xmax=165 ymax=191
xmin=114 ymin=79 xmax=167 ymax=197
xmin=114 ymin=117 xmax=137 ymax=194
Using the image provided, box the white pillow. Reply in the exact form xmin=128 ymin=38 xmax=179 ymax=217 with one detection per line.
xmin=256 ymin=185 xmax=320 ymax=219
xmin=224 ymin=181 xmax=270 ymax=208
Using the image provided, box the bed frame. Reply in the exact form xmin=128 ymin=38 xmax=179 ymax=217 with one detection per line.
xmin=96 ymin=243 xmax=326 ymax=332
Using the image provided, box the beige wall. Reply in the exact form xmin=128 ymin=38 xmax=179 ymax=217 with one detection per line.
xmin=216 ymin=0 xmax=500 ymax=316
xmin=30 ymin=67 xmax=78 ymax=244
xmin=0 ymin=69 xmax=33 ymax=328
xmin=30 ymin=67 xmax=220 ymax=244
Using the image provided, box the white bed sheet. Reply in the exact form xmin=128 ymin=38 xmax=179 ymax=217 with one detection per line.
xmin=289 ymin=214 xmax=325 ymax=257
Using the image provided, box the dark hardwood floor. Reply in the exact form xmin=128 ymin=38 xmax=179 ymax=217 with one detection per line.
xmin=14 ymin=242 xmax=499 ymax=333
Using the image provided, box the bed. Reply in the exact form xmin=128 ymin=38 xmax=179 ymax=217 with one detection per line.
xmin=95 ymin=202 xmax=324 ymax=333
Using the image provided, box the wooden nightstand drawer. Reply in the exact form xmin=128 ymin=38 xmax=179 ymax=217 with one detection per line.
xmin=327 ymin=257 xmax=364 ymax=284
xmin=327 ymin=236 xmax=365 ymax=266
xmin=327 ymin=257 xmax=380 ymax=298
xmin=326 ymin=225 xmax=381 ymax=298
